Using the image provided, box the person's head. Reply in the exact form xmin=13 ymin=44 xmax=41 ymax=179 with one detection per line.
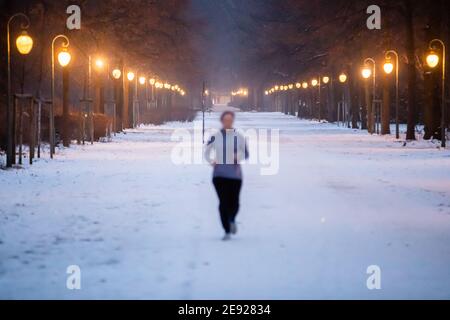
xmin=220 ymin=111 xmax=235 ymax=129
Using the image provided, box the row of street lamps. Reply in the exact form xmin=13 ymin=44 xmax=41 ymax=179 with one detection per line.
xmin=231 ymin=88 xmax=248 ymax=97
xmin=264 ymin=41 xmax=447 ymax=146
xmin=264 ymin=74 xmax=348 ymax=121
xmin=5 ymin=12 xmax=188 ymax=167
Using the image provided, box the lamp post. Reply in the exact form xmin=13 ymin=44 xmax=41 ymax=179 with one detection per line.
xmin=426 ymin=39 xmax=446 ymax=148
xmin=93 ymin=57 xmax=106 ymax=114
xmin=311 ymin=78 xmax=320 ymax=120
xmin=126 ymin=70 xmax=138 ymax=127
xmin=338 ymin=73 xmax=348 ymax=127
xmin=51 ymin=34 xmax=70 ymax=158
xmin=384 ymin=50 xmax=400 ymax=139
xmin=138 ymin=76 xmax=146 ymax=125
xmin=111 ymin=67 xmax=122 ymax=132
xmin=202 ymin=82 xmax=207 ymax=143
xmin=6 ymin=13 xmax=33 ymax=167
xmin=362 ymin=58 xmax=376 ymax=133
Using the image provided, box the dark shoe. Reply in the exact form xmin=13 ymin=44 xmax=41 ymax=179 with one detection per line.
xmin=230 ymin=222 xmax=237 ymax=235
xmin=222 ymin=233 xmax=231 ymax=241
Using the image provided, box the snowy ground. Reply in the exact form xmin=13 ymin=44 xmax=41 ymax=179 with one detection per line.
xmin=1 ymin=112 xmax=450 ymax=299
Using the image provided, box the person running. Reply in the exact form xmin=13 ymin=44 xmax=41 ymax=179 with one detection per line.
xmin=204 ymin=111 xmax=249 ymax=241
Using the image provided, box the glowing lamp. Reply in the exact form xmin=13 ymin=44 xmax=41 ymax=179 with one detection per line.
xmin=127 ymin=72 xmax=135 ymax=81
xmin=383 ymin=61 xmax=394 ymax=74
xmin=426 ymin=51 xmax=439 ymax=68
xmin=57 ymin=48 xmax=71 ymax=67
xmin=95 ymin=59 xmax=104 ymax=69
xmin=361 ymin=67 xmax=372 ymax=79
xmin=112 ymin=69 xmax=121 ymax=79
xmin=15 ymin=31 xmax=33 ymax=55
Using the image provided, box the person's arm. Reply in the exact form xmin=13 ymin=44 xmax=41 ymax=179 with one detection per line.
xmin=204 ymin=134 xmax=216 ymax=166
xmin=235 ymin=132 xmax=249 ymax=162
xmin=244 ymin=138 xmax=249 ymax=160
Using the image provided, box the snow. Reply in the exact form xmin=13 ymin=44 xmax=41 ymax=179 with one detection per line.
xmin=1 ymin=112 xmax=450 ymax=299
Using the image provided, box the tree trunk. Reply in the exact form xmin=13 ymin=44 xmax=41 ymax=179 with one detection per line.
xmin=404 ymin=0 xmax=417 ymax=140
xmin=423 ymin=0 xmax=442 ymax=140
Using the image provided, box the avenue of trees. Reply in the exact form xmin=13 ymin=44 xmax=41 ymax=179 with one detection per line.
xmin=1 ymin=0 xmax=449 ymax=162
xmin=0 ymin=0 xmax=202 ymax=158
xmin=215 ymin=0 xmax=449 ymax=141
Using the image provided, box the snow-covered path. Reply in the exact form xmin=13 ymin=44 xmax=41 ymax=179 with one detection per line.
xmin=1 ymin=112 xmax=450 ymax=299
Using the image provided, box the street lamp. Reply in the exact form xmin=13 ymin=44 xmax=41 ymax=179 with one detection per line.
xmin=362 ymin=58 xmax=377 ymax=133
xmin=139 ymin=76 xmax=146 ymax=85
xmin=361 ymin=67 xmax=372 ymax=79
xmin=127 ymin=71 xmax=135 ymax=81
xmin=112 ymin=68 xmax=121 ymax=79
xmin=384 ymin=50 xmax=400 ymax=139
xmin=322 ymin=76 xmax=330 ymax=84
xmin=51 ymin=34 xmax=70 ymax=158
xmin=338 ymin=73 xmax=348 ymax=127
xmin=383 ymin=60 xmax=394 ymax=74
xmin=127 ymin=71 xmax=139 ymax=127
xmin=57 ymin=48 xmax=71 ymax=67
xmin=95 ymin=58 xmax=105 ymax=70
xmin=6 ymin=13 xmax=33 ymax=167
xmin=15 ymin=31 xmax=33 ymax=54
xmin=426 ymin=39 xmax=446 ymax=148
xmin=426 ymin=51 xmax=440 ymax=68
xmin=311 ymin=77 xmax=325 ymax=120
